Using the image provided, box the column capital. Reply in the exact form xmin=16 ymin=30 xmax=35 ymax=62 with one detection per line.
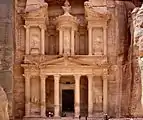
xmin=40 ymin=75 xmax=47 ymax=80
xmin=87 ymin=74 xmax=94 ymax=79
xmin=102 ymin=69 xmax=108 ymax=80
xmin=103 ymin=69 xmax=108 ymax=74
xmin=87 ymin=26 xmax=92 ymax=30
xmin=24 ymin=25 xmax=30 ymax=29
xmin=54 ymin=74 xmax=61 ymax=79
xmin=39 ymin=25 xmax=47 ymax=30
xmin=23 ymin=73 xmax=31 ymax=79
xmin=74 ymin=74 xmax=81 ymax=79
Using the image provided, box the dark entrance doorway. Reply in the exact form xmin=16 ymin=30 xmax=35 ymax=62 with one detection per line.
xmin=62 ymin=90 xmax=74 ymax=112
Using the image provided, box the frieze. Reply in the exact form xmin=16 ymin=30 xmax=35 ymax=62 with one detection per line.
xmin=40 ymin=67 xmax=103 ymax=76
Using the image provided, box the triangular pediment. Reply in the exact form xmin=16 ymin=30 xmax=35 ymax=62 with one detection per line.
xmin=40 ymin=56 xmax=92 ymax=67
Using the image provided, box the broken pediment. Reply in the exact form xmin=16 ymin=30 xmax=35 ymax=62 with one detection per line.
xmin=24 ymin=0 xmax=48 ymax=18
xmin=84 ymin=1 xmax=111 ymax=21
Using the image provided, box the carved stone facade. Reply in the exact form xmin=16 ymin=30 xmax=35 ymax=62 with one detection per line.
xmin=13 ymin=0 xmax=143 ymax=120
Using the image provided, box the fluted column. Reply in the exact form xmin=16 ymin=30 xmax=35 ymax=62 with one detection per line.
xmin=103 ymin=69 xmax=108 ymax=113
xmin=24 ymin=73 xmax=31 ymax=116
xmin=59 ymin=30 xmax=63 ymax=55
xmin=74 ymin=75 xmax=81 ymax=118
xmin=25 ymin=26 xmax=30 ymax=54
xmin=54 ymin=75 xmax=60 ymax=117
xmin=41 ymin=27 xmax=45 ymax=55
xmin=88 ymin=75 xmax=93 ymax=117
xmin=40 ymin=75 xmax=46 ymax=117
xmin=71 ymin=30 xmax=75 ymax=55
xmin=88 ymin=28 xmax=92 ymax=55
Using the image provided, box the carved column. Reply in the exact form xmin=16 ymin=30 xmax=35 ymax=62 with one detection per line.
xmin=54 ymin=75 xmax=60 ymax=117
xmin=25 ymin=26 xmax=30 ymax=54
xmin=24 ymin=73 xmax=31 ymax=116
xmin=88 ymin=28 xmax=92 ymax=55
xmin=59 ymin=30 xmax=63 ymax=55
xmin=103 ymin=27 xmax=107 ymax=55
xmin=74 ymin=75 xmax=81 ymax=118
xmin=87 ymin=75 xmax=93 ymax=117
xmin=41 ymin=27 xmax=45 ymax=55
xmin=71 ymin=30 xmax=75 ymax=55
xmin=40 ymin=75 xmax=46 ymax=117
xmin=103 ymin=69 xmax=108 ymax=113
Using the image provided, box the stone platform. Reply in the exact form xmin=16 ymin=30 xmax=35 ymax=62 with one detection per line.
xmin=23 ymin=117 xmax=105 ymax=120
xmin=22 ymin=117 xmax=143 ymax=120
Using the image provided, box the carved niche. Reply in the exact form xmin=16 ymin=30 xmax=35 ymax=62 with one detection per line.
xmin=92 ymin=27 xmax=104 ymax=55
xmin=30 ymin=27 xmax=41 ymax=54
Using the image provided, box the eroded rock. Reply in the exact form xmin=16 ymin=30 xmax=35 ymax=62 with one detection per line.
xmin=0 ymin=86 xmax=9 ymax=120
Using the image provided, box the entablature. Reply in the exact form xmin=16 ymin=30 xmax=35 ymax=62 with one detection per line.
xmin=23 ymin=55 xmax=108 ymax=66
xmin=21 ymin=64 xmax=108 ymax=77
xmin=21 ymin=55 xmax=109 ymax=76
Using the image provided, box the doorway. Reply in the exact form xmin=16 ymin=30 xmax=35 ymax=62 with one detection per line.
xmin=62 ymin=90 xmax=74 ymax=112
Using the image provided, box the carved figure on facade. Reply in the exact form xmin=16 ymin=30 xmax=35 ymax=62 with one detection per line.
xmin=63 ymin=29 xmax=71 ymax=55
xmin=30 ymin=30 xmax=41 ymax=54
xmin=31 ymin=96 xmax=40 ymax=106
xmin=62 ymin=0 xmax=71 ymax=15
xmin=93 ymin=35 xmax=103 ymax=55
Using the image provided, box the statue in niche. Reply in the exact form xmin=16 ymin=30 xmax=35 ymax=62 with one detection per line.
xmin=63 ymin=30 xmax=71 ymax=55
xmin=94 ymin=95 xmax=103 ymax=104
xmin=30 ymin=33 xmax=40 ymax=54
xmin=31 ymin=34 xmax=40 ymax=48
xmin=93 ymin=36 xmax=103 ymax=55
xmin=0 ymin=86 xmax=9 ymax=120
xmin=31 ymin=96 xmax=40 ymax=105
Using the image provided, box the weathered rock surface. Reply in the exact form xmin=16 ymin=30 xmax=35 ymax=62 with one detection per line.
xmin=0 ymin=86 xmax=9 ymax=120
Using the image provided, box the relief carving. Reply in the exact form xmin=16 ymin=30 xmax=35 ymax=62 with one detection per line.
xmin=30 ymin=27 xmax=41 ymax=54
xmin=31 ymin=96 xmax=40 ymax=106
xmin=63 ymin=29 xmax=71 ymax=55
xmin=93 ymin=28 xmax=103 ymax=55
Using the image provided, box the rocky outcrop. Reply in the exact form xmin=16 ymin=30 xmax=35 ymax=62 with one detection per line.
xmin=0 ymin=85 xmax=9 ymax=120
xmin=131 ymin=3 xmax=143 ymax=116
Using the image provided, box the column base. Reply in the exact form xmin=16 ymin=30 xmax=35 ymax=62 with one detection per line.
xmin=53 ymin=116 xmax=61 ymax=120
xmin=23 ymin=115 xmax=47 ymax=120
xmin=87 ymin=117 xmax=103 ymax=120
